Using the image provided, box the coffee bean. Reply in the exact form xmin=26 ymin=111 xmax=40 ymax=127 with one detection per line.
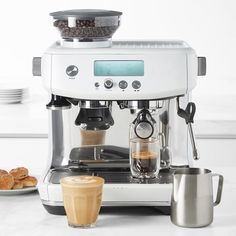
xmin=53 ymin=19 xmax=118 ymax=40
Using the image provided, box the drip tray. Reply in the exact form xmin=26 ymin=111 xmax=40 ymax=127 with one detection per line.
xmin=47 ymin=168 xmax=173 ymax=184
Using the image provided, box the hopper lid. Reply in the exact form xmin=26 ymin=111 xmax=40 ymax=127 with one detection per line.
xmin=50 ymin=9 xmax=122 ymax=20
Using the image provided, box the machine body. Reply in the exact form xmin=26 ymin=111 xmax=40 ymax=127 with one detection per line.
xmin=33 ymin=10 xmax=206 ymax=215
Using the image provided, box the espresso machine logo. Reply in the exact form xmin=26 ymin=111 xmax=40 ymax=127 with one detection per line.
xmin=66 ymin=65 xmax=79 ymax=78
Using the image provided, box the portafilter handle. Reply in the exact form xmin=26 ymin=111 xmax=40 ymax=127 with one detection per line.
xmin=177 ymin=98 xmax=199 ymax=160
xmin=133 ymin=109 xmax=156 ymax=139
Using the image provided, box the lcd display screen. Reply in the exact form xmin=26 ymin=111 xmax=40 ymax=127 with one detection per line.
xmin=94 ymin=60 xmax=144 ymax=76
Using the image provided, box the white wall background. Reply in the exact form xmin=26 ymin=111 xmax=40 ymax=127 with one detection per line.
xmin=0 ymin=0 xmax=235 ymax=172
xmin=0 ymin=0 xmax=235 ymax=82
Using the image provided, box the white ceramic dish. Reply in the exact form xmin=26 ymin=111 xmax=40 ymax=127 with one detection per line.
xmin=0 ymin=84 xmax=28 ymax=103
xmin=0 ymin=99 xmax=23 ymax=104
xmin=0 ymin=94 xmax=24 ymax=97
xmin=0 ymin=95 xmax=24 ymax=99
xmin=0 ymin=82 xmax=29 ymax=104
xmin=0 ymin=83 xmax=28 ymax=91
xmin=0 ymin=101 xmax=22 ymax=104
xmin=0 ymin=186 xmax=37 ymax=195
xmin=0 ymin=96 xmax=26 ymax=99
xmin=0 ymin=91 xmax=25 ymax=94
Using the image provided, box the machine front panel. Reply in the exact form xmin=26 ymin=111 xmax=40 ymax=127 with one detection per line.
xmin=47 ymin=52 xmax=188 ymax=100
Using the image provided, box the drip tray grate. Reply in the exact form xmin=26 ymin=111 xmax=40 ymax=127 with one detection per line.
xmin=47 ymin=168 xmax=173 ymax=184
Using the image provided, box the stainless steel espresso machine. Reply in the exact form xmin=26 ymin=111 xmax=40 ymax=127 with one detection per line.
xmin=32 ymin=9 xmax=206 ymax=215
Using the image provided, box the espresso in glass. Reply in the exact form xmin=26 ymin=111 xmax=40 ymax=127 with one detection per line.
xmin=130 ymin=138 xmax=160 ymax=178
xmin=60 ymin=176 xmax=104 ymax=228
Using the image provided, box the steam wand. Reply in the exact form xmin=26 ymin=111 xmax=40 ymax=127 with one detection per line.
xmin=176 ymin=97 xmax=199 ymax=160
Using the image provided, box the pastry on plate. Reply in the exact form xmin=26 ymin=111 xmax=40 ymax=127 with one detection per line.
xmin=21 ymin=176 xmax=38 ymax=187
xmin=0 ymin=174 xmax=14 ymax=190
xmin=12 ymin=180 xmax=24 ymax=189
xmin=0 ymin=169 xmax=8 ymax=177
xmin=9 ymin=167 xmax=28 ymax=180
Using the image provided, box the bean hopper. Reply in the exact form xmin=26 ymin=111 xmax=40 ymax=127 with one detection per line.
xmin=32 ymin=9 xmax=206 ymax=215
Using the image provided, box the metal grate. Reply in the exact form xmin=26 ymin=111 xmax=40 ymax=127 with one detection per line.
xmin=48 ymin=168 xmax=173 ymax=184
xmin=112 ymin=40 xmax=188 ymax=49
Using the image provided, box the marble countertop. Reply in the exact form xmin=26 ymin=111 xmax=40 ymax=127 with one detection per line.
xmin=0 ymin=167 xmax=235 ymax=236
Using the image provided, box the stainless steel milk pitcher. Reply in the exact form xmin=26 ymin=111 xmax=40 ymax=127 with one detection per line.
xmin=171 ymin=168 xmax=223 ymax=228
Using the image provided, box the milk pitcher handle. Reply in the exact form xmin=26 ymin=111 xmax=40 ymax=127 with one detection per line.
xmin=212 ymin=173 xmax=224 ymax=206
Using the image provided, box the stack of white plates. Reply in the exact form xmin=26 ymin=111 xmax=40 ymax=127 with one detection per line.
xmin=0 ymin=83 xmax=29 ymax=104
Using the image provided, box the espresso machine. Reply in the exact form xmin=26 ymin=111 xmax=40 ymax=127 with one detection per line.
xmin=32 ymin=9 xmax=206 ymax=215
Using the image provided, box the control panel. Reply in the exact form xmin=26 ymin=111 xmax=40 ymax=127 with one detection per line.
xmin=64 ymin=60 xmax=144 ymax=92
xmin=93 ymin=79 xmax=141 ymax=91
xmin=42 ymin=41 xmax=198 ymax=100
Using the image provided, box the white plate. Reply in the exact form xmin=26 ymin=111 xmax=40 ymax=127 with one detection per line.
xmin=0 ymin=95 xmax=24 ymax=98
xmin=0 ymin=92 xmax=27 ymax=96
xmin=0 ymin=96 xmax=24 ymax=100
xmin=0 ymin=91 xmax=28 ymax=96
xmin=0 ymin=186 xmax=37 ymax=195
xmin=0 ymin=91 xmax=25 ymax=94
xmin=0 ymin=89 xmax=24 ymax=92
xmin=0 ymin=89 xmax=27 ymax=92
xmin=0 ymin=93 xmax=25 ymax=97
xmin=0 ymin=99 xmax=23 ymax=104
xmin=0 ymin=96 xmax=27 ymax=103
xmin=0 ymin=82 xmax=28 ymax=91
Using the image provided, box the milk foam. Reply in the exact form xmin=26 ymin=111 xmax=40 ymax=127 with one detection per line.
xmin=70 ymin=176 xmax=96 ymax=184
xmin=61 ymin=176 xmax=104 ymax=186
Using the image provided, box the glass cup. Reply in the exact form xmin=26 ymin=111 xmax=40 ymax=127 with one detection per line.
xmin=80 ymin=129 xmax=106 ymax=159
xmin=80 ymin=129 xmax=106 ymax=146
xmin=60 ymin=176 xmax=104 ymax=228
xmin=130 ymin=137 xmax=160 ymax=179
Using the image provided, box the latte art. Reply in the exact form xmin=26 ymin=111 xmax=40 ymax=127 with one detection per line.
xmin=70 ymin=176 xmax=96 ymax=184
xmin=61 ymin=175 xmax=104 ymax=188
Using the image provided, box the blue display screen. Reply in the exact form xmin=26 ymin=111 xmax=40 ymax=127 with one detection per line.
xmin=94 ymin=60 xmax=144 ymax=76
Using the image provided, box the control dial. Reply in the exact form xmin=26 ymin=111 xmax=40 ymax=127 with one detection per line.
xmin=104 ymin=79 xmax=113 ymax=89
xmin=132 ymin=80 xmax=141 ymax=89
xmin=119 ymin=80 xmax=128 ymax=89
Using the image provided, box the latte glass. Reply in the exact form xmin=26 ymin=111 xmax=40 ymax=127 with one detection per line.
xmin=60 ymin=176 xmax=104 ymax=228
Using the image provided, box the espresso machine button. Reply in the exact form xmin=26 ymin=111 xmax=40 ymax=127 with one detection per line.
xmin=66 ymin=65 xmax=79 ymax=77
xmin=104 ymin=79 xmax=113 ymax=89
xmin=94 ymin=82 xmax=100 ymax=88
xmin=119 ymin=80 xmax=128 ymax=89
xmin=132 ymin=80 xmax=141 ymax=89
